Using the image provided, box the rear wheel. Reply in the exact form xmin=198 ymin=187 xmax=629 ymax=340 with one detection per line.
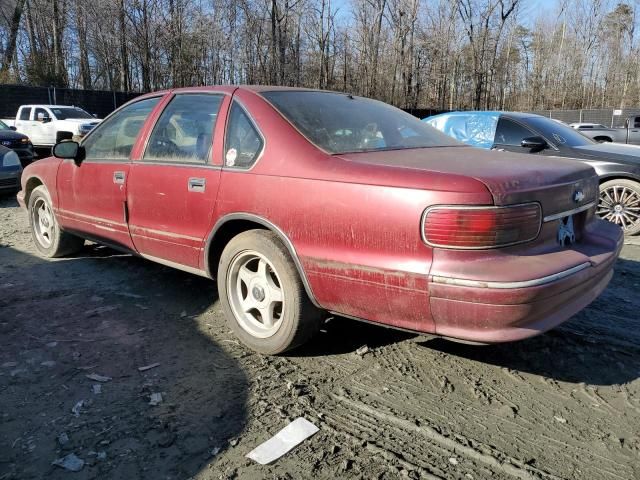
xmin=597 ymin=179 xmax=640 ymax=235
xmin=217 ymin=230 xmax=322 ymax=354
xmin=28 ymin=185 xmax=85 ymax=257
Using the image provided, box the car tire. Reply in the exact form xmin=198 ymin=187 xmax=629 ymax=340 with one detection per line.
xmin=217 ymin=229 xmax=322 ymax=354
xmin=28 ymin=185 xmax=85 ymax=257
xmin=598 ymin=179 xmax=640 ymax=236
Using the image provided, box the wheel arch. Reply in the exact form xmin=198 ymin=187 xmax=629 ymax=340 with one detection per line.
xmin=593 ymin=136 xmax=613 ymax=143
xmin=23 ymin=176 xmax=45 ymax=206
xmin=598 ymin=173 xmax=640 ymax=185
xmin=204 ymin=213 xmax=320 ymax=307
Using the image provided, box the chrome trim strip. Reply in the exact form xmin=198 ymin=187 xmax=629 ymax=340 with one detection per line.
xmin=140 ymin=253 xmax=209 ymax=278
xmin=420 ymin=202 xmax=542 ymax=250
xmin=432 ymin=262 xmax=591 ymax=289
xmin=204 ymin=212 xmax=320 ymax=307
xmin=57 ymin=208 xmax=128 ymax=228
xmin=130 ymin=225 xmax=202 ymax=242
xmin=543 ymin=201 xmax=596 ymax=222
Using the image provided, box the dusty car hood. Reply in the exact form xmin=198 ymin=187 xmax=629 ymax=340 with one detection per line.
xmin=338 ymin=146 xmax=598 ymax=217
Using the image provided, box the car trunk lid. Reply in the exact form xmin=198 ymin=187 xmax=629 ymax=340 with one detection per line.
xmin=337 ymin=146 xmax=599 ymax=220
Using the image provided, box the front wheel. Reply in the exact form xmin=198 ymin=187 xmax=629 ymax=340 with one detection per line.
xmin=597 ymin=179 xmax=640 ymax=235
xmin=28 ymin=185 xmax=85 ymax=257
xmin=217 ymin=230 xmax=322 ymax=354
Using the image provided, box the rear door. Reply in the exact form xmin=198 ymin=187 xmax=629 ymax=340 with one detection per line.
xmin=126 ymin=92 xmax=228 ymax=269
xmin=56 ymin=96 xmax=162 ymax=250
xmin=14 ymin=107 xmax=33 ymax=139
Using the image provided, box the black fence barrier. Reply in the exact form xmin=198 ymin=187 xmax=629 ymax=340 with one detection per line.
xmin=0 ymin=84 xmax=141 ymax=119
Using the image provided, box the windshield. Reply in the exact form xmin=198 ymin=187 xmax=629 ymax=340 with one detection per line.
xmin=262 ymin=91 xmax=461 ymax=154
xmin=50 ymin=107 xmax=94 ymax=120
xmin=526 ymin=117 xmax=595 ymax=147
xmin=0 ymin=120 xmax=8 ymax=130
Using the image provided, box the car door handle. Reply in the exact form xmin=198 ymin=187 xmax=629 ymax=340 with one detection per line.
xmin=188 ymin=177 xmax=206 ymax=192
xmin=113 ymin=171 xmax=126 ymax=184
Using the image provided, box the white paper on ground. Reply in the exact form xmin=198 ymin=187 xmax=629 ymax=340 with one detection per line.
xmin=246 ymin=417 xmax=319 ymax=464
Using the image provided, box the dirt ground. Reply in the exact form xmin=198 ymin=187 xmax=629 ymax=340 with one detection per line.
xmin=1 ymin=193 xmax=639 ymax=480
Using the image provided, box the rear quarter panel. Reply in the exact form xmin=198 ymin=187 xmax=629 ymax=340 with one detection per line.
xmin=210 ymin=89 xmax=493 ymax=332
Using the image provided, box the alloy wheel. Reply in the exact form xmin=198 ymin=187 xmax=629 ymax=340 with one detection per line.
xmin=32 ymin=197 xmax=54 ymax=248
xmin=227 ymin=250 xmax=285 ymax=339
xmin=597 ymin=184 xmax=640 ymax=232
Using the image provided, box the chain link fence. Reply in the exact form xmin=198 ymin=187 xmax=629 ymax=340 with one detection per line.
xmin=527 ymin=108 xmax=640 ymax=128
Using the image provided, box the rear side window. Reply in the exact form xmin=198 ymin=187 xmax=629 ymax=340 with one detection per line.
xmin=494 ymin=118 xmax=535 ymax=146
xmin=634 ymin=117 xmax=640 ymax=128
xmin=224 ymin=102 xmax=263 ymax=169
xmin=19 ymin=108 xmax=31 ymax=120
xmin=83 ymin=97 xmax=160 ymax=161
xmin=144 ymin=94 xmax=223 ymax=164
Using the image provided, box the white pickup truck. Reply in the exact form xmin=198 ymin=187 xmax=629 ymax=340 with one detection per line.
xmin=2 ymin=105 xmax=102 ymax=148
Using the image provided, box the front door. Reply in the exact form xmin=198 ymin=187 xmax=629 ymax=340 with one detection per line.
xmin=31 ymin=107 xmax=56 ymax=145
xmin=56 ymin=97 xmax=162 ymax=250
xmin=126 ymin=93 xmax=227 ymax=269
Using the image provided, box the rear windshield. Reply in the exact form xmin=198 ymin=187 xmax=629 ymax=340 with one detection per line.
xmin=262 ymin=91 xmax=461 ymax=154
xmin=50 ymin=107 xmax=94 ymax=120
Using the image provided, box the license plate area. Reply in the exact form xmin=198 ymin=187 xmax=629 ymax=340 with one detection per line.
xmin=557 ymin=215 xmax=576 ymax=246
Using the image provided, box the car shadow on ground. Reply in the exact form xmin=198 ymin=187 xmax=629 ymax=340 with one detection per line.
xmin=0 ymin=243 xmax=248 ymax=479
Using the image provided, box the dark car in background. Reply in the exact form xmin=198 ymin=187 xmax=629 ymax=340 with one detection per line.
xmin=426 ymin=111 xmax=640 ymax=235
xmin=0 ymin=145 xmax=23 ymax=195
xmin=0 ymin=119 xmax=34 ymax=166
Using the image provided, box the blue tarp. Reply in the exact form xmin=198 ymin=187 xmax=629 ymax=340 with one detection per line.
xmin=424 ymin=112 xmax=500 ymax=149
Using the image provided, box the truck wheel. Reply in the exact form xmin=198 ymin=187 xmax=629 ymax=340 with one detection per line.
xmin=217 ymin=229 xmax=322 ymax=354
xmin=598 ymin=179 xmax=640 ymax=235
xmin=28 ymin=185 xmax=85 ymax=257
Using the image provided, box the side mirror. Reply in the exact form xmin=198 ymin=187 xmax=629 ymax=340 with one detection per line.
xmin=521 ymin=136 xmax=548 ymax=151
xmin=53 ymin=141 xmax=85 ymax=166
xmin=9 ymin=126 xmax=16 ymax=131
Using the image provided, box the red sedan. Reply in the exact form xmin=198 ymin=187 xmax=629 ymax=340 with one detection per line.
xmin=18 ymin=86 xmax=622 ymax=354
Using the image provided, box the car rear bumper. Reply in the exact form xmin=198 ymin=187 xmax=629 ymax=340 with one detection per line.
xmin=428 ymin=220 xmax=623 ymax=343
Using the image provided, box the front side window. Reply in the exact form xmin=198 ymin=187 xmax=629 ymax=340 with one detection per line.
xmin=34 ymin=108 xmax=48 ymax=121
xmin=19 ymin=108 xmax=31 ymax=121
xmin=83 ymin=97 xmax=160 ymax=161
xmin=224 ymin=102 xmax=263 ymax=169
xmin=261 ymin=91 xmax=460 ymax=154
xmin=526 ymin=117 xmax=594 ymax=147
xmin=494 ymin=118 xmax=536 ymax=146
xmin=144 ymin=94 xmax=222 ymax=164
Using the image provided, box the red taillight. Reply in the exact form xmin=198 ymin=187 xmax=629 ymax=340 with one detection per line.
xmin=422 ymin=203 xmax=541 ymax=249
